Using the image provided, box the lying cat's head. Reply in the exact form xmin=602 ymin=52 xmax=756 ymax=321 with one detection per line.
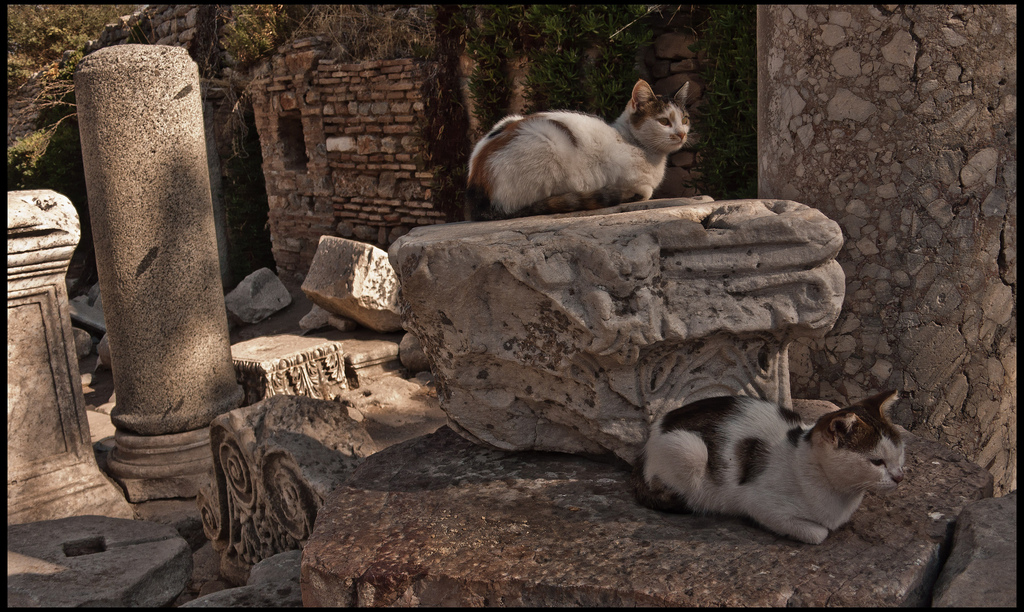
xmin=621 ymin=79 xmax=691 ymax=155
xmin=809 ymin=390 xmax=905 ymax=494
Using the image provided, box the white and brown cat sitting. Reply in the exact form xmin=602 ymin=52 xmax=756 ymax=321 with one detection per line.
xmin=466 ymin=79 xmax=691 ymax=221
xmin=631 ymin=390 xmax=905 ymax=544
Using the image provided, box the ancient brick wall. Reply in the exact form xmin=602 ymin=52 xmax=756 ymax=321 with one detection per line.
xmin=249 ymin=38 xmax=443 ymax=282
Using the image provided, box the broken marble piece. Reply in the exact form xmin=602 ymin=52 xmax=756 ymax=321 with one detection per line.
xmin=302 ymin=236 xmax=403 ymax=332
xmin=301 ymin=424 xmax=993 ymax=606
xmin=388 ymin=198 xmax=845 ymax=463
xmin=8 ymin=515 xmax=191 ymax=607
xmin=7 ymin=189 xmax=134 ymax=524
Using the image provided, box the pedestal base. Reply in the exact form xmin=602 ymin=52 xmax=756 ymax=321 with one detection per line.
xmin=106 ymin=427 xmax=213 ymax=502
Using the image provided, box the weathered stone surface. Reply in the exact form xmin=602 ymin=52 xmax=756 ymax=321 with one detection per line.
xmin=7 ymin=190 xmax=134 ymax=524
xmin=231 ymin=333 xmax=349 ymax=405
xmin=932 ymin=491 xmax=1017 ymax=607
xmin=8 ymin=515 xmax=191 ymax=607
xmin=197 ymin=394 xmax=377 ymax=585
xmin=302 ymin=424 xmax=993 ymax=606
xmin=389 ymin=199 xmax=845 ymax=463
xmin=225 ymin=267 xmax=292 ymax=325
xmin=758 ymin=5 xmax=1016 ymax=495
xmin=302 ymin=236 xmax=403 ymax=332
xmin=336 ymin=372 xmax=446 ymax=450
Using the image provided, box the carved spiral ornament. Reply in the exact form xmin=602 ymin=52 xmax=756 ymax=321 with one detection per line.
xmin=219 ymin=437 xmax=256 ymax=509
xmin=262 ymin=451 xmax=317 ymax=542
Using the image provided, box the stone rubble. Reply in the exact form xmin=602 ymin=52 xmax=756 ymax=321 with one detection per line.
xmin=224 ymin=267 xmax=293 ymax=325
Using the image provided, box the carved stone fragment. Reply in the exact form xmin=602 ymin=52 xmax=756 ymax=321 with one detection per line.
xmin=388 ymin=198 xmax=845 ymax=463
xmin=197 ymin=395 xmax=376 ymax=585
xmin=231 ymin=334 xmax=349 ymax=405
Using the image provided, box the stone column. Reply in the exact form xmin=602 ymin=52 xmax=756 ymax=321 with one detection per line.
xmin=758 ymin=6 xmax=1016 ymax=493
xmin=74 ymin=45 xmax=243 ymax=501
xmin=7 ymin=190 xmax=134 ymax=524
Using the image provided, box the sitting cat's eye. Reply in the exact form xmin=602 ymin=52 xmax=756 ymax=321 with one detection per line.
xmin=870 ymin=458 xmax=885 ymax=466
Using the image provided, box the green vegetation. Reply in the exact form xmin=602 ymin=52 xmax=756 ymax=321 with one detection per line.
xmin=7 ymin=4 xmax=135 ymax=92
xmin=690 ymin=4 xmax=758 ymax=199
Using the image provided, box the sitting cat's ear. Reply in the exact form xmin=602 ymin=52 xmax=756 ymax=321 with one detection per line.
xmin=864 ymin=389 xmax=900 ymax=423
xmin=630 ymin=79 xmax=657 ymax=110
xmin=674 ymin=81 xmax=690 ymax=107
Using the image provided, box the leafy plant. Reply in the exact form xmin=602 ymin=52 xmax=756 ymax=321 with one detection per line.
xmin=689 ymin=4 xmax=758 ymax=199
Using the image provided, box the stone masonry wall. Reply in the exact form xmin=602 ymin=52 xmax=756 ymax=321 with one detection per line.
xmin=758 ymin=5 xmax=1016 ymax=494
xmin=249 ymin=38 xmax=443 ymax=282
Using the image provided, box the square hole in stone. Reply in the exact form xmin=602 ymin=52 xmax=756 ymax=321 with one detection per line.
xmin=63 ymin=536 xmax=107 ymax=557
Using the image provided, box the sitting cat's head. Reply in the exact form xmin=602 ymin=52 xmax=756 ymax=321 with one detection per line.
xmin=809 ymin=390 xmax=905 ymax=494
xmin=621 ymin=79 xmax=691 ymax=155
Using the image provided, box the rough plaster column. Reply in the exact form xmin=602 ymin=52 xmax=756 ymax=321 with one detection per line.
xmin=75 ymin=45 xmax=243 ymax=500
xmin=758 ymin=5 xmax=1016 ymax=493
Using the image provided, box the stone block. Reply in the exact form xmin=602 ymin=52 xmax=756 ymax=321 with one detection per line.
xmin=231 ymin=333 xmax=350 ymax=405
xmin=225 ymin=267 xmax=292 ymax=325
xmin=8 ymin=515 xmax=191 ymax=607
xmin=302 ymin=236 xmax=403 ymax=332
xmin=932 ymin=491 xmax=1017 ymax=607
xmin=388 ymin=199 xmax=845 ymax=463
xmin=7 ymin=190 xmax=134 ymax=524
xmin=197 ymin=394 xmax=377 ymax=585
xmin=301 ymin=425 xmax=993 ymax=606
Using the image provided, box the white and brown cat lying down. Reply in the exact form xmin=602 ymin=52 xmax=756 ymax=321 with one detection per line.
xmin=631 ymin=390 xmax=905 ymax=544
xmin=466 ymin=78 xmax=691 ymax=221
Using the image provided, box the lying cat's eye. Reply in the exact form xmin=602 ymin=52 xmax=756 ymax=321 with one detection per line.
xmin=870 ymin=459 xmax=885 ymax=466
xmin=658 ymin=118 xmax=671 ymax=126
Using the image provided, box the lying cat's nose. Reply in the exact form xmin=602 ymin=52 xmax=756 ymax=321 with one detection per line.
xmin=891 ymin=469 xmax=904 ymax=484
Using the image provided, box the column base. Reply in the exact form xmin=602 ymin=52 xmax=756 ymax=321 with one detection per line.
xmin=106 ymin=427 xmax=213 ymax=502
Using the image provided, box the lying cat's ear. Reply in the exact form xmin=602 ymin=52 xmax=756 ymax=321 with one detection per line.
xmin=673 ymin=81 xmax=690 ymax=107
xmin=631 ymin=79 xmax=656 ymax=110
xmin=821 ymin=411 xmax=862 ymax=446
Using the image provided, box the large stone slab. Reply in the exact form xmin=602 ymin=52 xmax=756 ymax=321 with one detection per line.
xmin=388 ymin=198 xmax=845 ymax=463
xmin=8 ymin=515 xmax=192 ymax=607
xmin=302 ymin=236 xmax=403 ymax=332
xmin=302 ymin=423 xmax=993 ymax=606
